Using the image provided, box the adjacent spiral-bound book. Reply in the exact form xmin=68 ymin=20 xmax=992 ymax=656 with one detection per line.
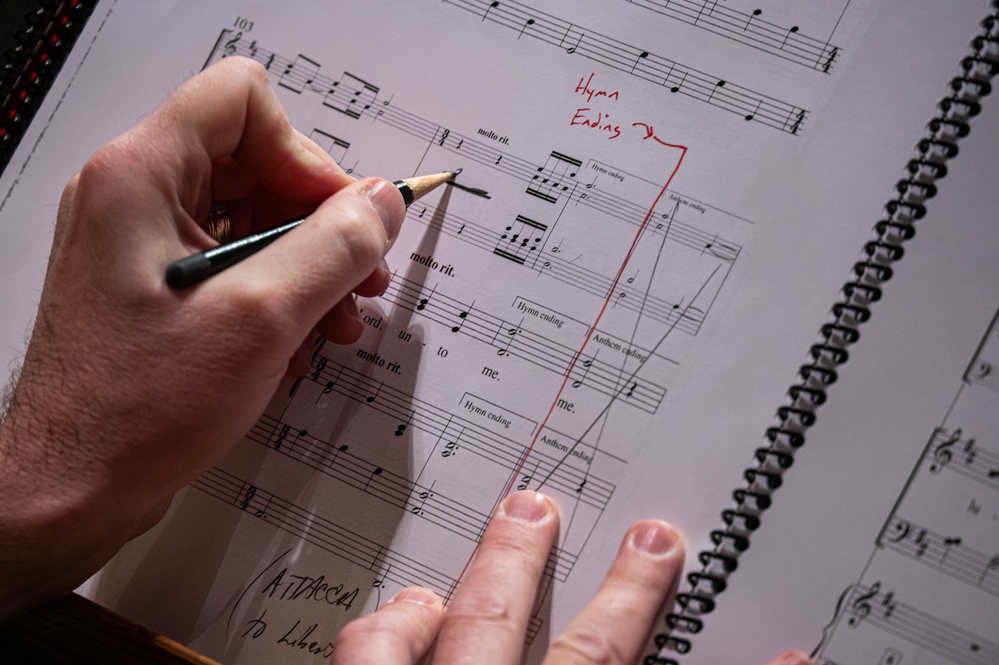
xmin=0 ymin=2 xmax=997 ymax=664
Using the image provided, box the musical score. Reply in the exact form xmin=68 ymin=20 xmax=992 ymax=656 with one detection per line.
xmin=882 ymin=516 xmax=999 ymax=597
xmin=302 ymin=354 xmax=617 ymax=511
xmin=622 ymin=0 xmax=842 ymax=73
xmin=193 ymin=465 xmax=560 ymax=640
xmin=814 ymin=313 xmax=999 ymax=665
xmin=440 ymin=0 xmax=810 ymax=133
xmin=243 ymin=415 xmax=584 ymax=580
xmin=838 ymin=582 xmax=997 ymax=665
xmin=378 ymin=272 xmax=670 ymax=413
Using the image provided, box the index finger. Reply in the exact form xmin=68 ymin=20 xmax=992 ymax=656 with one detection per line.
xmin=143 ymin=56 xmax=352 ymax=209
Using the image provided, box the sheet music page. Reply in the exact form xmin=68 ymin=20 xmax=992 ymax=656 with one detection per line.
xmin=0 ymin=1 xmax=989 ymax=663
xmin=696 ymin=93 xmax=999 ymax=665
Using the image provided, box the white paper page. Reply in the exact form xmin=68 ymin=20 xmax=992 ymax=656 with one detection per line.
xmin=692 ymin=77 xmax=999 ymax=664
xmin=0 ymin=1 xmax=990 ymax=663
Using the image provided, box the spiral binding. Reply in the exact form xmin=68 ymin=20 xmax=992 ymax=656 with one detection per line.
xmin=0 ymin=0 xmax=97 ymax=174
xmin=646 ymin=4 xmax=999 ymax=664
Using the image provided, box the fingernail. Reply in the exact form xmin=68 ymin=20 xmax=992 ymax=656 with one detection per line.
xmin=388 ymin=587 xmax=441 ymax=608
xmin=341 ymin=294 xmax=361 ymax=323
xmin=366 ymin=179 xmax=404 ymax=243
xmin=776 ymin=652 xmax=812 ymax=665
xmin=500 ymin=491 xmax=554 ymax=523
xmin=628 ymin=520 xmax=680 ymax=556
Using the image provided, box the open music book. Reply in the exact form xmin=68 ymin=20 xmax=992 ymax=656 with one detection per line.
xmin=0 ymin=1 xmax=996 ymax=663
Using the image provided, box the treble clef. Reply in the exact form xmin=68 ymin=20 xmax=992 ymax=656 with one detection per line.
xmin=929 ymin=428 xmax=962 ymax=473
xmin=224 ymin=31 xmax=243 ymax=57
xmin=847 ymin=581 xmax=880 ymax=626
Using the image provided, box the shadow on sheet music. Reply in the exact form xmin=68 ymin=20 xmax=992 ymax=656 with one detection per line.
xmin=84 ymin=191 xmax=473 ymax=662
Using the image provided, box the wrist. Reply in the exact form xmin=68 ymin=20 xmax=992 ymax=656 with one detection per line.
xmin=0 ymin=382 xmax=134 ymax=619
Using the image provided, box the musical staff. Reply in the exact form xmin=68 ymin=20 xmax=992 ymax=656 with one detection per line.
xmin=493 ymin=215 xmax=549 ymax=265
xmin=402 ymin=204 xmax=727 ymax=335
xmin=380 ymin=273 xmax=670 ymax=413
xmin=881 ymin=516 xmax=999 ymax=598
xmin=924 ymin=428 xmax=999 ymax=490
xmin=302 ymin=355 xmax=616 ymax=511
xmin=245 ymin=416 xmax=581 ymax=582
xmin=441 ymin=0 xmax=809 ymax=133
xmin=840 ymin=583 xmax=998 ymax=665
xmin=621 ymin=0 xmax=842 ymax=72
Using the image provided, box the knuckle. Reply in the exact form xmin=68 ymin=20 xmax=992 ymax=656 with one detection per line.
xmin=328 ymin=203 xmax=386 ymax=267
xmin=221 ymin=55 xmax=269 ymax=86
xmin=550 ymin=627 xmax=629 ymax=665
xmin=443 ymin=590 xmax=518 ymax=634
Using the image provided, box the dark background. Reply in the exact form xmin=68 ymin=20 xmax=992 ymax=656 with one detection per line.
xmin=1 ymin=0 xmax=40 ymax=55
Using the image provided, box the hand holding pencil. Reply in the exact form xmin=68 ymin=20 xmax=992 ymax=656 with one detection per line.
xmin=0 ymin=56 xmax=810 ymax=665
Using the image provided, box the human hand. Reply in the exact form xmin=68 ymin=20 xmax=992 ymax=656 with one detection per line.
xmin=0 ymin=56 xmax=404 ymax=617
xmin=333 ymin=492 xmax=810 ymax=665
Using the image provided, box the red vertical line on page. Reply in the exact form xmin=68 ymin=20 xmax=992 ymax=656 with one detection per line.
xmin=451 ymin=141 xmax=690 ymax=589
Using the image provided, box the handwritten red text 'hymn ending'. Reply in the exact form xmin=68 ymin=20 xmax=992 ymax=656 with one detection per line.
xmin=569 ymin=72 xmax=675 ymax=146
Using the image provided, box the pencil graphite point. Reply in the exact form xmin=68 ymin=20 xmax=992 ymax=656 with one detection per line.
xmin=395 ymin=170 xmax=460 ymax=206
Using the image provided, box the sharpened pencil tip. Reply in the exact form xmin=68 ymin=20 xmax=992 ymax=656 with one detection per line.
xmin=450 ymin=168 xmax=462 ymax=178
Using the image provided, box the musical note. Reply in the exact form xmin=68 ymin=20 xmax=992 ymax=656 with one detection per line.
xmin=322 ymin=72 xmax=380 ymax=119
xmin=669 ymin=71 xmax=687 ymax=93
xmin=483 ymin=1 xmax=500 ymax=21
xmin=254 ymin=496 xmax=272 ymax=519
xmin=518 ymin=17 xmax=536 ymax=39
xmin=417 ymin=286 xmax=436 ymax=311
xmin=572 ymin=357 xmax=594 ymax=388
xmin=494 ymin=215 xmax=549 ymax=265
xmin=496 ymin=324 xmax=520 ymax=357
xmin=626 ymin=382 xmax=638 ymax=398
xmin=309 ymin=128 xmax=350 ymax=163
xmin=780 ymin=26 xmax=800 ymax=50
xmin=278 ymin=54 xmax=321 ymax=94
xmin=978 ymin=554 xmax=999 ymax=587
xmin=495 ymin=154 xmax=503 ymax=166
xmin=527 ymin=151 xmax=581 ymax=204
xmin=707 ymin=80 xmax=726 ymax=103
xmin=441 ymin=441 xmax=459 ymax=458
xmin=745 ymin=99 xmax=762 ymax=122
xmin=631 ymin=50 xmax=649 ymax=74
xmin=744 ymin=9 xmax=761 ymax=32
xmin=451 ymin=308 xmax=471 ymax=333
xmin=366 ymin=382 xmax=383 ymax=403
xmin=395 ymin=412 xmax=413 ymax=437
xmin=561 ymin=27 xmax=584 ymax=55
xmin=363 ymin=467 xmax=383 ymax=491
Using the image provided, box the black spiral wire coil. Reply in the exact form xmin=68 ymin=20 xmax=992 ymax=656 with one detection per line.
xmin=646 ymin=4 xmax=999 ymax=663
xmin=0 ymin=0 xmax=97 ymax=175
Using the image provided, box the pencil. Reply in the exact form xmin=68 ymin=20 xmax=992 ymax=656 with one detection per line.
xmin=165 ymin=170 xmax=459 ymax=289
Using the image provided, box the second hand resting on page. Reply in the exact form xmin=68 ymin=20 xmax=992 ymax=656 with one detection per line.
xmin=0 ymin=56 xmax=810 ymax=665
